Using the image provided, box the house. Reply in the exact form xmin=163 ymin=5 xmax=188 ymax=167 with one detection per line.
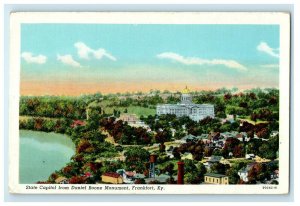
xmin=181 ymin=152 xmax=193 ymax=160
xmin=84 ymin=172 xmax=93 ymax=178
xmin=170 ymin=128 xmax=176 ymax=137
xmin=208 ymin=132 xmax=221 ymax=142
xmin=116 ymin=169 xmax=135 ymax=184
xmin=204 ymin=173 xmax=229 ymax=184
xmin=133 ymin=173 xmax=146 ymax=180
xmin=245 ymin=154 xmax=255 ymax=160
xmin=166 ymin=153 xmax=174 ymax=159
xmin=236 ymin=132 xmax=249 ymax=142
xmin=270 ymin=131 xmax=279 ymax=137
xmin=271 ymin=170 xmax=279 ymax=179
xmin=55 ymin=176 xmax=69 ymax=184
xmin=204 ymin=156 xmax=224 ymax=169
xmin=145 ymin=174 xmax=177 ymax=184
xmin=194 ymin=134 xmax=209 ymax=142
xmin=207 ymin=155 xmax=223 ymax=163
xmin=101 ymin=172 xmax=123 ymax=184
xmin=71 ymin=120 xmax=86 ymax=128
xmin=215 ymin=140 xmax=225 ymax=148
xmin=175 ymin=134 xmax=196 ymax=143
xmin=220 ymin=132 xmax=235 ymax=139
xmin=128 ymin=120 xmax=150 ymax=130
xmin=118 ymin=114 xmax=139 ymax=124
xmin=226 ymin=114 xmax=235 ymax=123
xmin=166 ymin=146 xmax=174 ymax=152
xmin=238 ymin=163 xmax=256 ymax=182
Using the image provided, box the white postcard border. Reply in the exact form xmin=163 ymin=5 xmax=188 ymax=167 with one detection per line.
xmin=9 ymin=12 xmax=290 ymax=194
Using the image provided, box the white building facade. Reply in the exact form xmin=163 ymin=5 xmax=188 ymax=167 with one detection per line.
xmin=156 ymin=87 xmax=214 ymax=122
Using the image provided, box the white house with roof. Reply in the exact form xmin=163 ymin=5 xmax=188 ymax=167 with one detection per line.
xmin=238 ymin=163 xmax=256 ymax=182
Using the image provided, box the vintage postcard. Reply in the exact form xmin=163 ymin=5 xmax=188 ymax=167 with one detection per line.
xmin=9 ymin=12 xmax=290 ymax=194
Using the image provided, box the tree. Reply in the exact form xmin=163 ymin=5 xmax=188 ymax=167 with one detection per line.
xmin=256 ymin=128 xmax=270 ymax=139
xmin=69 ymin=176 xmax=87 ymax=184
xmin=196 ymin=162 xmax=207 ymax=182
xmin=155 ymin=129 xmax=172 ymax=143
xmin=163 ymin=163 xmax=175 ymax=179
xmin=226 ymin=168 xmax=240 ymax=184
xmin=184 ymin=172 xmax=200 ymax=184
xmin=77 ymin=139 xmax=92 ymax=154
xmin=223 ymin=137 xmax=241 ymax=158
xmin=183 ymin=160 xmax=206 ymax=184
xmin=172 ymin=147 xmax=181 ymax=159
xmin=210 ymin=163 xmax=229 ymax=175
xmin=233 ymin=144 xmax=245 ymax=158
xmin=124 ymin=147 xmax=150 ymax=172
xmin=159 ymin=143 xmax=166 ymax=153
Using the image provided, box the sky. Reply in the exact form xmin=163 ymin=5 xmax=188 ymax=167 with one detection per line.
xmin=20 ymin=24 xmax=280 ymax=96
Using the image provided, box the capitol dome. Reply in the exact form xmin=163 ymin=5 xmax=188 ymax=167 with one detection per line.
xmin=181 ymin=86 xmax=190 ymax=94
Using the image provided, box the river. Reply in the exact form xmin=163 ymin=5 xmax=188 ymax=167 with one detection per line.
xmin=19 ymin=130 xmax=75 ymax=184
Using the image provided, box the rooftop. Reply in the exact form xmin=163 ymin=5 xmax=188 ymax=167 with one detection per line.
xmin=208 ymin=156 xmax=223 ymax=162
xmin=102 ymin=172 xmax=121 ymax=178
xmin=55 ymin=176 xmax=68 ymax=183
xmin=204 ymin=173 xmax=227 ymax=178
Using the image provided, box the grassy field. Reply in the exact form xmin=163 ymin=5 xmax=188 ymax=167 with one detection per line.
xmin=126 ymin=106 xmax=156 ymax=117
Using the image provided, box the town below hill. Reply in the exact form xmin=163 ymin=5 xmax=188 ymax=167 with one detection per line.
xmin=19 ymin=87 xmax=279 ymax=185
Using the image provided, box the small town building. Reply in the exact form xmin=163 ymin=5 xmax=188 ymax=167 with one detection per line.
xmin=71 ymin=120 xmax=86 ymax=128
xmin=101 ymin=172 xmax=123 ymax=184
xmin=145 ymin=174 xmax=177 ymax=184
xmin=208 ymin=132 xmax=221 ymax=142
xmin=195 ymin=134 xmax=209 ymax=140
xmin=245 ymin=154 xmax=255 ymax=160
xmin=181 ymin=152 xmax=193 ymax=160
xmin=207 ymin=155 xmax=224 ymax=163
xmin=204 ymin=156 xmax=224 ymax=169
xmin=118 ymin=114 xmax=150 ymax=129
xmin=133 ymin=173 xmax=146 ymax=180
xmin=55 ymin=176 xmax=68 ymax=184
xmin=220 ymin=132 xmax=235 ymax=139
xmin=271 ymin=170 xmax=279 ymax=179
xmin=270 ymin=131 xmax=279 ymax=137
xmin=175 ymin=134 xmax=196 ymax=143
xmin=204 ymin=173 xmax=229 ymax=184
xmin=118 ymin=114 xmax=139 ymax=124
xmin=238 ymin=163 xmax=256 ymax=182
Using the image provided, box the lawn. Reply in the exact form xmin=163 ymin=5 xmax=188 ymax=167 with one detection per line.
xmin=126 ymin=106 xmax=156 ymax=117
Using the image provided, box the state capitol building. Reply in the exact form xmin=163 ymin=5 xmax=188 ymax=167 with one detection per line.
xmin=156 ymin=87 xmax=215 ymax=122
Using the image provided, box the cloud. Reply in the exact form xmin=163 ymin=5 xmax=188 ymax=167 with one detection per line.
xmin=74 ymin=42 xmax=117 ymax=61
xmin=21 ymin=52 xmax=47 ymax=64
xmin=57 ymin=54 xmax=82 ymax=67
xmin=157 ymin=52 xmax=247 ymax=71
xmin=260 ymin=64 xmax=279 ymax=68
xmin=257 ymin=42 xmax=279 ymax=58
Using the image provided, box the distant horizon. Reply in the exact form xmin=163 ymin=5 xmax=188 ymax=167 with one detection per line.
xmin=20 ymin=85 xmax=279 ymax=97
